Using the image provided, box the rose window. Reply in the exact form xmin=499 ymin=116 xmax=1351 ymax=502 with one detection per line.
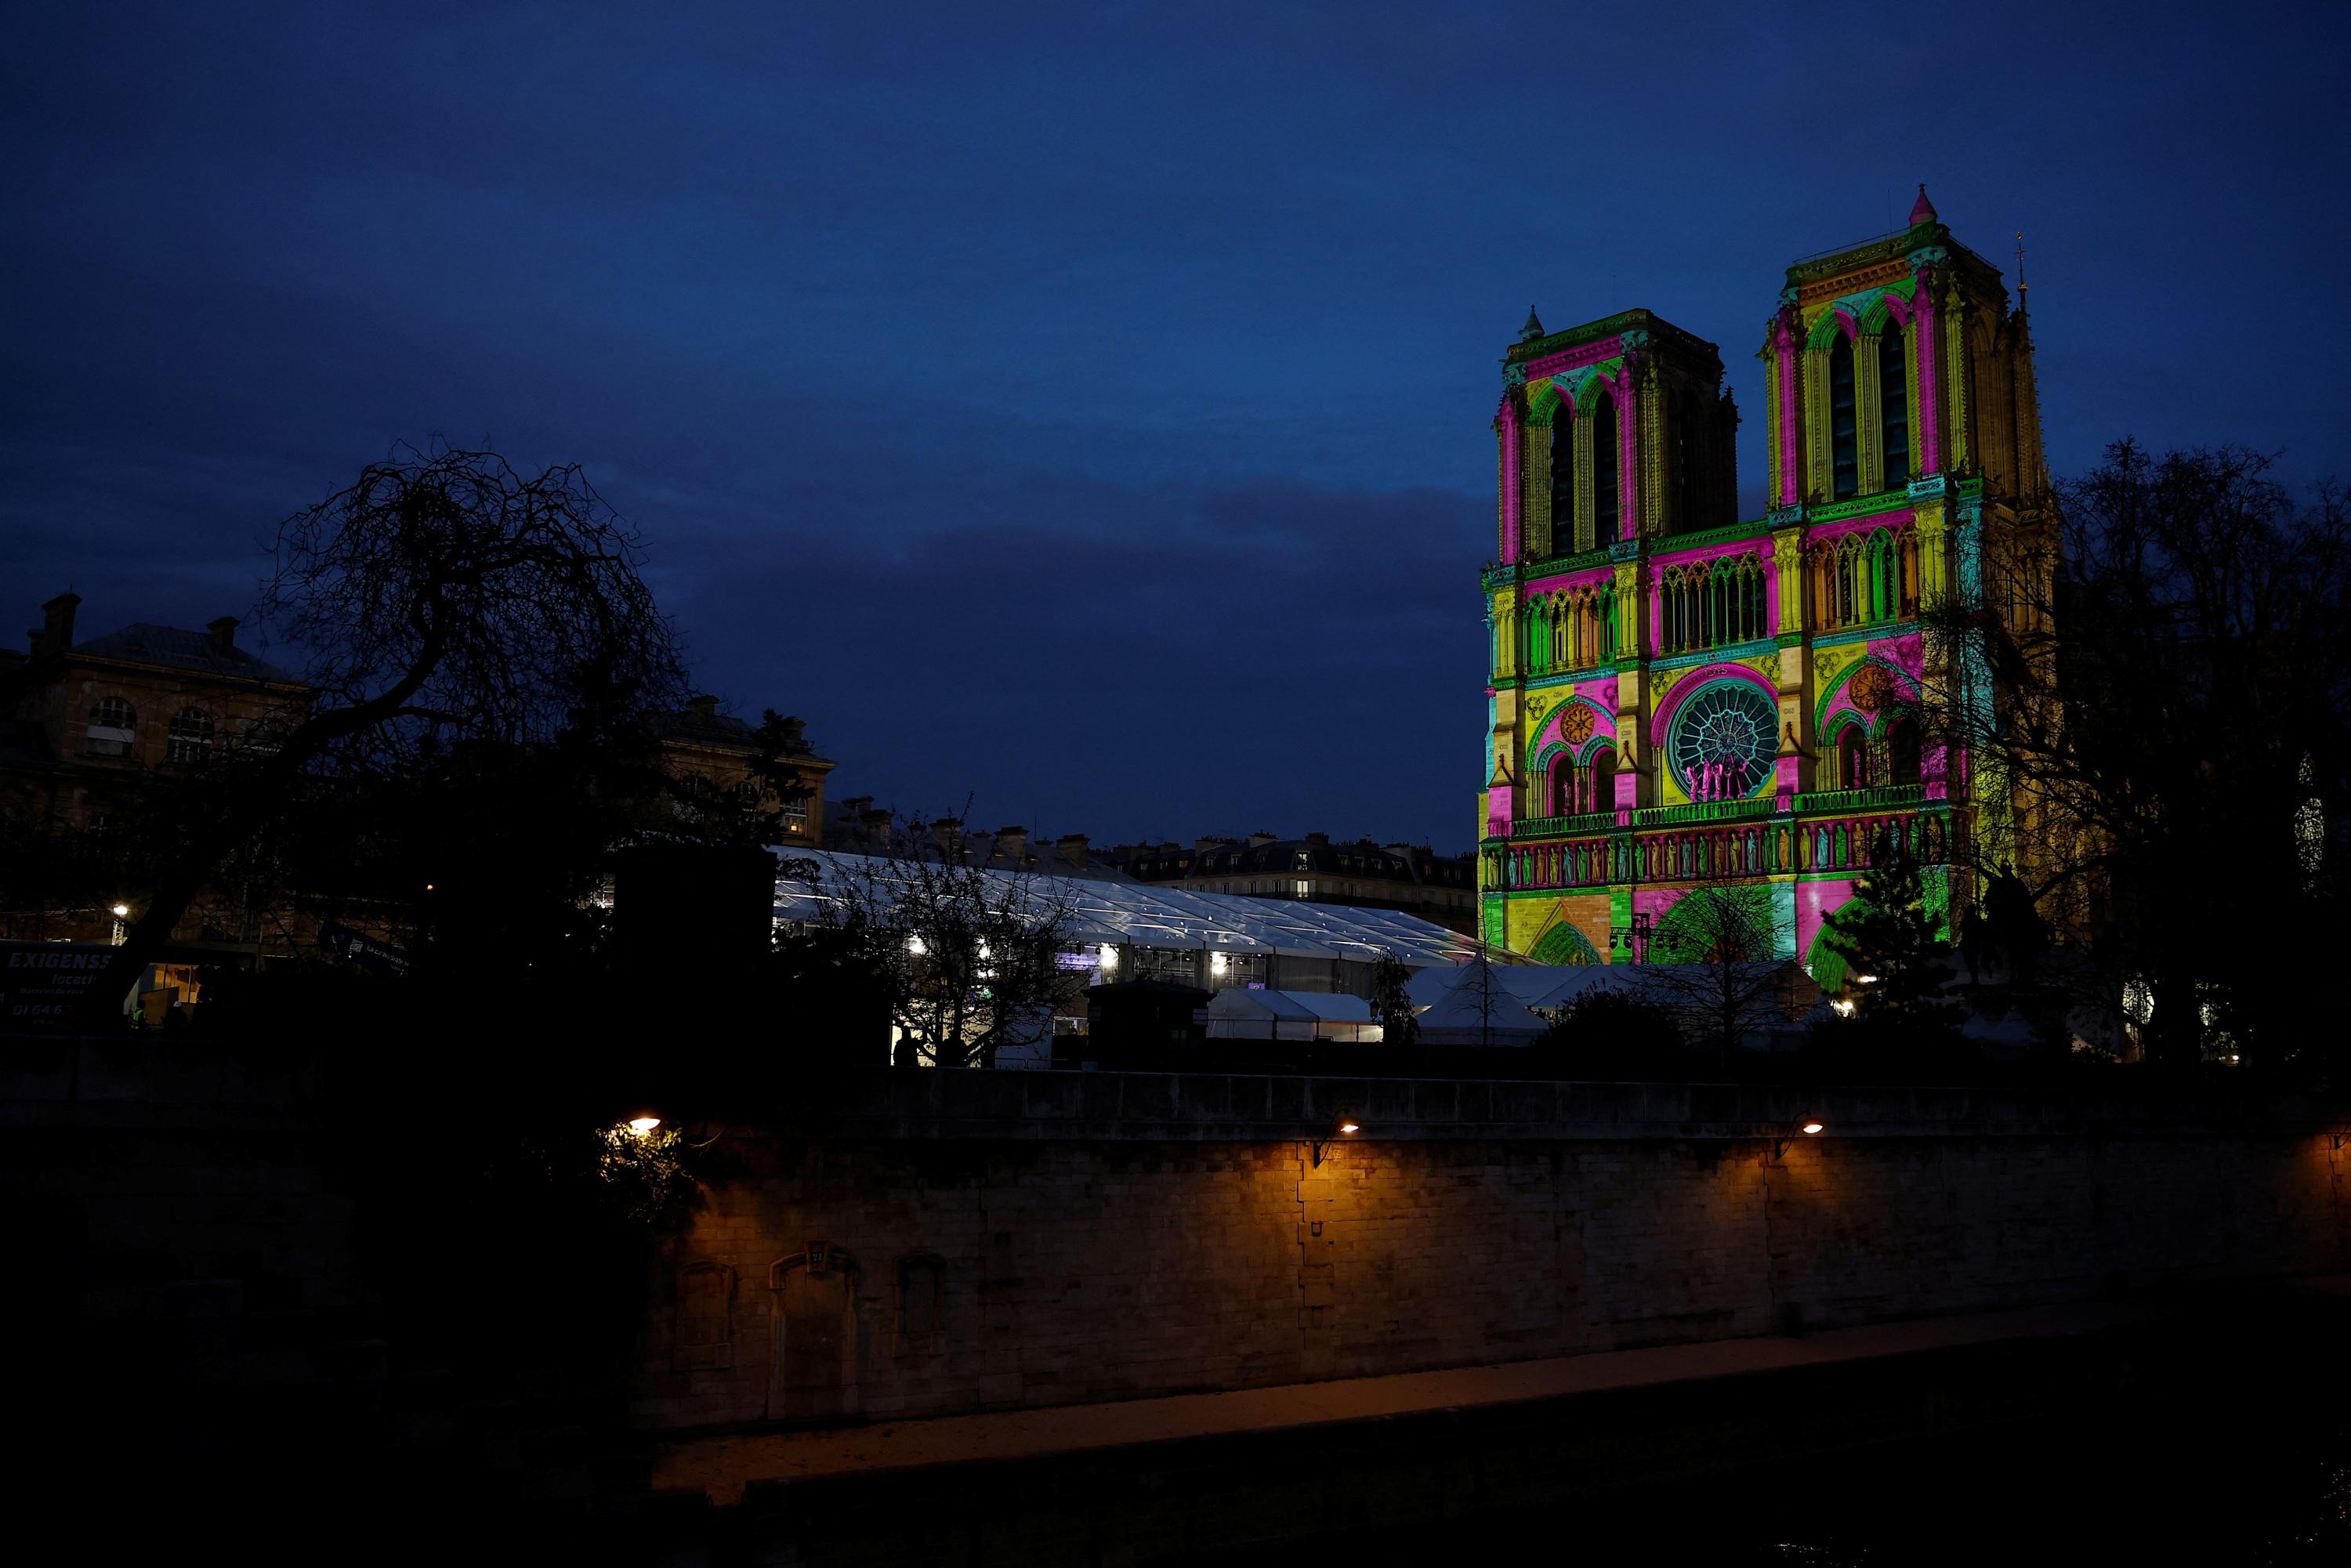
xmin=1560 ymin=704 xmax=1596 ymax=745
xmin=1668 ymin=682 xmax=1776 ymax=802
xmin=1847 ymin=662 xmax=1895 ymax=714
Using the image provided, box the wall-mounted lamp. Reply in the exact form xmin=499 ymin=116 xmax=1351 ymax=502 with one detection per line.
xmin=1770 ymin=1118 xmax=1826 ymax=1161
xmin=1310 ymin=1116 xmax=1362 ymax=1168
xmin=622 ymin=1110 xmax=661 ymax=1138
xmin=110 ymin=904 xmax=130 ymax=918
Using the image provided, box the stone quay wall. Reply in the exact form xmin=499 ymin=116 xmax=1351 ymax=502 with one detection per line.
xmin=634 ymin=1070 xmax=2351 ymax=1431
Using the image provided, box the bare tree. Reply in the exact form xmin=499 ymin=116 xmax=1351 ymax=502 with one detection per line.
xmin=89 ymin=446 xmax=689 ymax=1023
xmin=806 ymin=820 xmax=1085 ymax=1068
xmin=1637 ymin=885 xmax=1793 ymax=1064
xmin=1914 ymin=441 xmax=2351 ymax=1073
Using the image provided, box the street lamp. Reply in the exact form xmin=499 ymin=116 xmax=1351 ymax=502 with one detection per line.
xmin=1770 ymin=1117 xmax=1827 ymax=1161
xmin=1310 ymin=1115 xmax=1361 ymax=1168
xmin=1610 ymin=909 xmax=1653 ymax=964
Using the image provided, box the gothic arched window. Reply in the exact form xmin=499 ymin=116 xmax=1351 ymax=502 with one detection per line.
xmin=1889 ymin=719 xmax=1922 ymax=787
xmin=1551 ymin=407 xmax=1578 ymax=543
xmin=1592 ymin=389 xmax=1621 ymax=544
xmin=1836 ymin=726 xmax=1869 ymax=791
xmin=1828 ymin=332 xmax=1859 ymax=501
xmin=1880 ymin=321 xmax=1911 ymax=489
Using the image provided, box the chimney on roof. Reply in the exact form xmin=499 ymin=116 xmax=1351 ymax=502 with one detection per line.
xmin=1194 ymin=836 xmax=1234 ymax=855
xmin=929 ymin=816 xmax=964 ymax=856
xmin=993 ymin=825 xmax=1030 ymax=864
xmin=32 ymin=592 xmax=78 ymax=658
xmin=841 ymin=795 xmax=872 ymax=816
xmin=1305 ymin=831 xmax=1331 ymax=846
xmin=1248 ymin=831 xmax=1277 ymax=848
xmin=687 ymin=693 xmax=720 ymax=721
xmin=1056 ymin=832 xmax=1089 ymax=868
xmin=859 ymin=806 xmax=894 ymax=844
xmin=780 ymin=716 xmax=807 ymax=748
xmin=207 ymin=615 xmax=238 ymax=654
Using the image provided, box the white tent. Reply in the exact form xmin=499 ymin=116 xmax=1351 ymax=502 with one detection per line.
xmin=1199 ymin=989 xmax=1379 ymax=1043
xmin=773 ymin=849 xmax=1486 ymax=970
xmin=1406 ymin=961 xmax=1570 ymax=1045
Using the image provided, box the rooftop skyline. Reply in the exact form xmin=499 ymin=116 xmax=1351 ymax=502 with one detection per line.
xmin=7 ymin=1 xmax=2346 ymax=849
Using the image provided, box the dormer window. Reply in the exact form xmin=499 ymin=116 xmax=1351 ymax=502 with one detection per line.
xmin=86 ymin=697 xmax=136 ymax=758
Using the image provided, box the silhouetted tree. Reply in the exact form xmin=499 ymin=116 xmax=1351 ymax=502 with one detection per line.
xmin=86 ymin=446 xmax=689 ymax=1024
xmin=1916 ymin=441 xmax=2350 ymax=1076
xmin=1822 ymin=844 xmax=1959 ymax=1025
xmin=804 ymin=817 xmax=1084 ymax=1068
xmin=1638 ymin=885 xmax=1792 ymax=1063
xmin=1370 ymin=948 xmax=1421 ymax=1047
xmin=1533 ymin=983 xmax=1684 ymax=1076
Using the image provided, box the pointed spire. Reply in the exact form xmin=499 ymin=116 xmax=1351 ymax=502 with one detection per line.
xmin=1520 ymin=305 xmax=1545 ymax=342
xmin=1908 ymin=183 xmax=1938 ymax=226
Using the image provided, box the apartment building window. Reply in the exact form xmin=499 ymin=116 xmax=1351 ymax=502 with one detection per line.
xmin=86 ymin=697 xmax=136 ymax=758
xmin=166 ymin=707 xmax=214 ymax=765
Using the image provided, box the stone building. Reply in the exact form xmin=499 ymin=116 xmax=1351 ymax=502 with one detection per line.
xmin=0 ymin=593 xmax=310 ymax=946
xmin=1480 ymin=188 xmax=2049 ymax=977
xmin=657 ymin=695 xmax=835 ymax=848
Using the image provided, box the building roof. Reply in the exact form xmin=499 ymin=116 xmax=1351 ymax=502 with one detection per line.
xmin=773 ymin=848 xmax=1490 ymax=967
xmin=1201 ymin=989 xmax=1375 ymax=1024
xmin=71 ymin=624 xmax=299 ymax=683
xmin=1120 ymin=835 xmax=1473 ymax=889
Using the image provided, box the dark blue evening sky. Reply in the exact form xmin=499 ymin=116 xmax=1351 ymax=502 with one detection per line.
xmin=5 ymin=2 xmax=2346 ymax=850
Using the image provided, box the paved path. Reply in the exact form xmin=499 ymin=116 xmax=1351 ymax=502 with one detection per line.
xmin=651 ymin=1294 xmax=2214 ymax=1506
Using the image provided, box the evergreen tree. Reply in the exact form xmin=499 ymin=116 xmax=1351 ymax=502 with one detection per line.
xmin=1822 ymin=843 xmax=1958 ymax=1022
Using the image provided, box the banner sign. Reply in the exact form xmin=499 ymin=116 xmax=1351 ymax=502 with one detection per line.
xmin=0 ymin=942 xmax=118 ymax=1030
xmin=317 ymin=922 xmax=410 ymax=976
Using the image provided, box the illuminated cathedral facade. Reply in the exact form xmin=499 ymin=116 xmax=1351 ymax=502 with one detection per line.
xmin=1477 ymin=188 xmax=2047 ymax=980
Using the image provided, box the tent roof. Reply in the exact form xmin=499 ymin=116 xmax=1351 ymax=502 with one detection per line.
xmin=773 ymin=849 xmax=1490 ymax=965
xmin=1200 ymin=989 xmax=1374 ymax=1023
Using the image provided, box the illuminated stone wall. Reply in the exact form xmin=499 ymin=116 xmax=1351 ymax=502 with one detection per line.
xmin=631 ymin=1072 xmax=2349 ymax=1431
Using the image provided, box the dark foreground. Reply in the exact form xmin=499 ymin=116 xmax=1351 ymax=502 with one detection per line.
xmin=51 ymin=1280 xmax=2351 ymax=1564
xmin=615 ymin=1279 xmax=2349 ymax=1566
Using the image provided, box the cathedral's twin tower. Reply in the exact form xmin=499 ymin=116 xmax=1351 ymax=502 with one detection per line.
xmin=1478 ymin=189 xmax=2049 ymax=976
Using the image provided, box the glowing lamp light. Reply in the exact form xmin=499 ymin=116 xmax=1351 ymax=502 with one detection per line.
xmin=110 ymin=904 xmax=130 ymax=918
xmin=1099 ymin=943 xmax=1120 ymax=971
xmin=1311 ymin=1114 xmax=1363 ymax=1167
xmin=1856 ymin=973 xmax=1881 ymax=984
xmin=625 ymin=1115 xmax=661 ymax=1137
xmin=1830 ymin=998 xmax=1857 ymax=1018
xmin=1209 ymin=951 xmax=1229 ymax=976
xmin=906 ymin=935 xmax=927 ymax=956
xmin=1802 ymin=1121 xmax=1825 ymax=1135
